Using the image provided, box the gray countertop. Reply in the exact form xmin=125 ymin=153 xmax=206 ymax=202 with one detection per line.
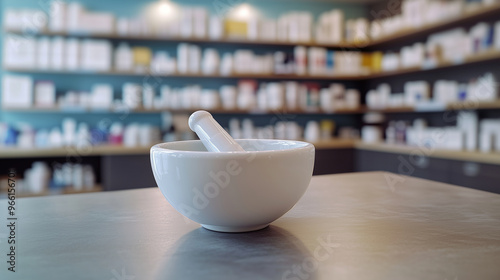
xmin=1 ymin=171 xmax=500 ymax=280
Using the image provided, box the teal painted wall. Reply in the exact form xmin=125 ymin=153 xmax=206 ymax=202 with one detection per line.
xmin=0 ymin=0 xmax=367 ymax=129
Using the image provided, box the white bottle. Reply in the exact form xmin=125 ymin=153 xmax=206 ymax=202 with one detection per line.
xmin=209 ymin=15 xmax=223 ymax=40
xmin=202 ymin=48 xmax=220 ymax=75
xmin=114 ymin=43 xmax=133 ymax=72
xmin=189 ymin=45 xmax=201 ymax=74
xmin=220 ymin=53 xmax=233 ymax=76
xmin=143 ymin=84 xmax=155 ymax=110
xmin=177 ymin=44 xmax=190 ymax=74
xmin=304 ymin=121 xmax=320 ymax=142
xmin=220 ymin=85 xmax=237 ymax=110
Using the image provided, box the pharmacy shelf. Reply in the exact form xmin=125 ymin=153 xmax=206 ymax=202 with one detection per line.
xmin=1 ymin=106 xmax=366 ymax=115
xmin=367 ymin=2 xmax=500 ymax=48
xmin=6 ymin=49 xmax=500 ymax=82
xmin=355 ymin=142 xmax=500 ymax=165
xmin=368 ymin=49 xmax=500 ymax=79
xmin=4 ymin=29 xmax=358 ymax=49
xmin=2 ymin=67 xmax=367 ymax=81
xmin=0 ymin=139 xmax=357 ymax=159
xmin=363 ymin=100 xmax=500 ymax=113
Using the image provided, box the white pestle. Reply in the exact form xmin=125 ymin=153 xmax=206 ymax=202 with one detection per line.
xmin=189 ymin=110 xmax=246 ymax=152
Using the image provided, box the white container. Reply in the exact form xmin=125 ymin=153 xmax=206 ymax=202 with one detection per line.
xmin=345 ymin=89 xmax=360 ymax=109
xmin=189 ymin=45 xmax=201 ymax=74
xmin=294 ymin=46 xmax=307 ymax=75
xmin=319 ymin=88 xmax=333 ymax=113
xmin=142 ymin=84 xmax=155 ymax=110
xmin=123 ymin=83 xmax=142 ymax=109
xmin=220 ymin=86 xmax=237 ymax=110
xmin=177 ymin=44 xmax=190 ymax=74
xmin=202 ymin=48 xmax=220 ymax=75
xmin=114 ymin=43 xmax=133 ymax=72
xmin=2 ymin=75 xmax=33 ymax=108
xmin=37 ymin=37 xmax=51 ymax=69
xmin=49 ymin=1 xmax=67 ymax=32
xmin=180 ymin=8 xmax=194 ymax=38
xmin=361 ymin=126 xmax=382 ymax=143
xmin=285 ymin=82 xmax=299 ymax=110
xmin=193 ymin=8 xmax=207 ymax=38
xmin=200 ymin=90 xmax=220 ymax=110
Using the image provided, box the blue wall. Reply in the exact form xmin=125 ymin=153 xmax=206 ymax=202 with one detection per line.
xmin=0 ymin=0 xmax=367 ymax=129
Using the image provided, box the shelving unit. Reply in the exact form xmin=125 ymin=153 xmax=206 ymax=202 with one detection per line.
xmin=5 ymin=48 xmax=500 ymax=81
xmin=3 ymin=139 xmax=497 ymax=164
xmin=367 ymin=2 xmax=500 ymax=47
xmin=5 ymin=1 xmax=500 ymax=49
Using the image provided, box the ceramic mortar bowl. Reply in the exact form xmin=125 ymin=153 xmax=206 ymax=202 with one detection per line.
xmin=150 ymin=139 xmax=315 ymax=233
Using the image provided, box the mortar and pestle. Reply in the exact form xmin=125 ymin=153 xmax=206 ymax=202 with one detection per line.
xmin=150 ymin=111 xmax=315 ymax=232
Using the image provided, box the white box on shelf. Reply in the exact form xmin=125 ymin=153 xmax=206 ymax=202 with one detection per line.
xmin=2 ymin=75 xmax=33 ymax=108
xmin=81 ymin=39 xmax=112 ymax=71
xmin=260 ymin=20 xmax=277 ymax=41
xmin=50 ymin=37 xmax=65 ymax=70
xmin=457 ymin=111 xmax=478 ymax=151
xmin=495 ymin=21 xmax=500 ymax=50
xmin=114 ymin=43 xmax=133 ymax=72
xmin=50 ymin=1 xmax=67 ymax=32
xmin=209 ymin=15 xmax=223 ymax=40
xmin=122 ymin=83 xmax=142 ymax=109
xmin=4 ymin=9 xmax=21 ymax=31
xmin=180 ymin=8 xmax=194 ymax=38
xmin=90 ymin=84 xmax=113 ymax=109
xmin=298 ymin=12 xmax=312 ymax=42
xmin=3 ymin=35 xmax=37 ymax=69
xmin=189 ymin=45 xmax=201 ymax=74
xmin=177 ymin=43 xmax=190 ymax=74
xmin=404 ymin=81 xmax=430 ymax=106
xmin=34 ymin=81 xmax=56 ymax=108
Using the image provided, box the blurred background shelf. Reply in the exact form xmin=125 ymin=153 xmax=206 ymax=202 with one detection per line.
xmin=367 ymin=2 xmax=500 ymax=48
xmin=355 ymin=142 xmax=500 ymax=165
xmin=6 ymin=48 xmax=499 ymax=81
xmin=2 ymin=185 xmax=103 ymax=198
xmin=2 ymin=67 xmax=367 ymax=81
xmin=2 ymin=139 xmax=498 ymax=165
xmin=4 ymin=28 xmax=358 ymax=49
xmin=0 ymin=139 xmax=359 ymax=158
